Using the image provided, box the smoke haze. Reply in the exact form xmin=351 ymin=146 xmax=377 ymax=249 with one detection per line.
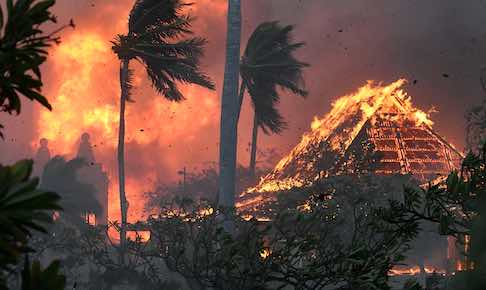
xmin=1 ymin=0 xmax=485 ymax=221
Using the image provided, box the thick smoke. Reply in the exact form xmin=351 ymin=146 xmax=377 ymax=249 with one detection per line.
xmin=1 ymin=0 xmax=485 ymax=221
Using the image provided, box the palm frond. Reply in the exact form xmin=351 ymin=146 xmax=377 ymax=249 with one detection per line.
xmin=129 ymin=0 xmax=191 ymax=35
xmin=133 ymin=36 xmax=214 ymax=101
xmin=113 ymin=0 xmax=214 ymax=101
xmin=241 ymin=21 xmax=309 ymax=134
xmin=142 ymin=54 xmax=214 ymax=101
xmin=141 ymin=14 xmax=194 ymax=40
xmin=134 ymin=37 xmax=206 ymax=59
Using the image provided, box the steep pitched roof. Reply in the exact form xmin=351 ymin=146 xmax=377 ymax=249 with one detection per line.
xmin=237 ymin=79 xmax=463 ymax=210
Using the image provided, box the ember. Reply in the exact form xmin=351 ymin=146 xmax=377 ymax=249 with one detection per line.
xmin=389 ymin=266 xmax=446 ymax=276
xmin=238 ymin=79 xmax=463 ymax=211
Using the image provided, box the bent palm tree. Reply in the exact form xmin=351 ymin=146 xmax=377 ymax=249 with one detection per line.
xmin=112 ymin=0 xmax=214 ymax=262
xmin=239 ymin=22 xmax=309 ymax=177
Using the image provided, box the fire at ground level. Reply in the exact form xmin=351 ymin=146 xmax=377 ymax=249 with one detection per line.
xmin=31 ymin=79 xmax=471 ymax=288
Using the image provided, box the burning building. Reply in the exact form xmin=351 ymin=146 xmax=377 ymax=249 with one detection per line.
xmin=238 ymin=79 xmax=463 ymax=212
xmin=236 ymin=79 xmax=466 ymax=281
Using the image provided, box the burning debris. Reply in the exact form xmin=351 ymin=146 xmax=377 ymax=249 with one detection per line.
xmin=238 ymin=79 xmax=463 ymax=211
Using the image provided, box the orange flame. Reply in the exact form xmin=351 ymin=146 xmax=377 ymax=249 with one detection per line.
xmin=37 ymin=33 xmax=118 ymax=152
xmin=127 ymin=230 xmax=151 ymax=243
xmin=35 ymin=31 xmax=220 ymax=223
xmin=244 ymin=79 xmax=436 ymax=195
xmin=389 ymin=266 xmax=446 ymax=276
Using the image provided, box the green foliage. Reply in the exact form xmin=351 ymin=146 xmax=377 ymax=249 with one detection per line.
xmin=150 ymin=190 xmax=419 ymax=290
xmin=0 ymin=159 xmax=62 ymax=287
xmin=28 ymin=173 xmax=420 ymax=289
xmin=20 ymin=257 xmax=65 ymax=290
xmin=146 ymin=162 xmax=274 ymax=210
xmin=30 ymin=221 xmax=184 ymax=289
xmin=240 ymin=21 xmax=309 ymax=134
xmin=385 ymin=146 xmax=486 ymax=289
xmin=388 ymin=150 xmax=484 ymax=241
xmin=0 ymin=0 xmax=57 ymax=135
xmin=112 ymin=0 xmax=214 ymax=102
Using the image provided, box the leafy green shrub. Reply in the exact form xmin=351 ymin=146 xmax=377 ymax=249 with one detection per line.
xmin=0 ymin=160 xmax=63 ymax=288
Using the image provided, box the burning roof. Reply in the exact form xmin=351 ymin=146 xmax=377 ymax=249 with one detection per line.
xmin=238 ymin=79 xmax=463 ymax=210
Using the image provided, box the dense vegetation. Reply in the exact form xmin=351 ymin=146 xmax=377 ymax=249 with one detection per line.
xmin=0 ymin=0 xmax=485 ymax=290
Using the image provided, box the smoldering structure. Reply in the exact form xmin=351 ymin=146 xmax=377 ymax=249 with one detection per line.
xmin=237 ymin=79 xmax=465 ymax=276
xmin=238 ymin=79 xmax=462 ymax=212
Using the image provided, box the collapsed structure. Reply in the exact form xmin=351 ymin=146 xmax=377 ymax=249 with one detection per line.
xmin=236 ymin=79 xmax=466 ymax=276
xmin=237 ymin=79 xmax=463 ymax=213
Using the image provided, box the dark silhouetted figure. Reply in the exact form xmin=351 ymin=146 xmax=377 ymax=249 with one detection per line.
xmin=77 ymin=133 xmax=95 ymax=165
xmin=76 ymin=133 xmax=109 ymax=225
xmin=33 ymin=138 xmax=51 ymax=177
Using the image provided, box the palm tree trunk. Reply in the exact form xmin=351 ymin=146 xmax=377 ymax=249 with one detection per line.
xmin=118 ymin=58 xmax=130 ymax=264
xmin=249 ymin=112 xmax=258 ymax=178
xmin=218 ymin=0 xmax=241 ymax=230
xmin=236 ymin=82 xmax=246 ymax=123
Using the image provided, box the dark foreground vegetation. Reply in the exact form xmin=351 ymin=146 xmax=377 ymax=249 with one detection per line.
xmin=1 ymin=0 xmax=486 ymax=289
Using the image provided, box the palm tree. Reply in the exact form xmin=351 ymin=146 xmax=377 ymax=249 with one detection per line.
xmin=218 ymin=0 xmax=241 ymax=223
xmin=238 ymin=21 xmax=309 ymax=178
xmin=111 ymin=0 xmax=214 ymax=262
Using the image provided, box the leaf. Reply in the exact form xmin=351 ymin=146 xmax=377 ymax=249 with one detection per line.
xmin=0 ymin=0 xmax=58 ymax=131
xmin=10 ymin=159 xmax=34 ymax=184
xmin=0 ymin=160 xmax=62 ymax=276
xmin=241 ymin=21 xmax=308 ymax=135
xmin=15 ymin=86 xmax=52 ymax=111
xmin=29 ymin=0 xmax=55 ymax=16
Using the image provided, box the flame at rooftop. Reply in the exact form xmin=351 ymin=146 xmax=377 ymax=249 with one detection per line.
xmin=238 ymin=79 xmax=463 ymax=211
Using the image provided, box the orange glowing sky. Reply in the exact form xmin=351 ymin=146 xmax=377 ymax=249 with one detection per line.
xmin=35 ymin=1 xmax=229 ymax=222
xmin=2 ymin=0 xmax=486 ymax=222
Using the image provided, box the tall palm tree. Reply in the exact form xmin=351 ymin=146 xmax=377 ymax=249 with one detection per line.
xmin=218 ymin=0 xmax=241 ymax=224
xmin=112 ymin=0 xmax=214 ymax=262
xmin=238 ymin=21 xmax=309 ymax=178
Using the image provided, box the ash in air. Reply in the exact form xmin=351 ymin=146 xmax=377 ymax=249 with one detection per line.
xmin=1 ymin=1 xmax=485 ymax=290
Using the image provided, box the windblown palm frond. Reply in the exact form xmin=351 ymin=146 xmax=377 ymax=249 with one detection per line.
xmin=246 ymin=82 xmax=287 ymax=134
xmin=241 ymin=21 xmax=309 ymax=134
xmin=112 ymin=0 xmax=214 ymax=255
xmin=112 ymin=0 xmax=214 ymax=101
xmin=129 ymin=0 xmax=190 ymax=35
